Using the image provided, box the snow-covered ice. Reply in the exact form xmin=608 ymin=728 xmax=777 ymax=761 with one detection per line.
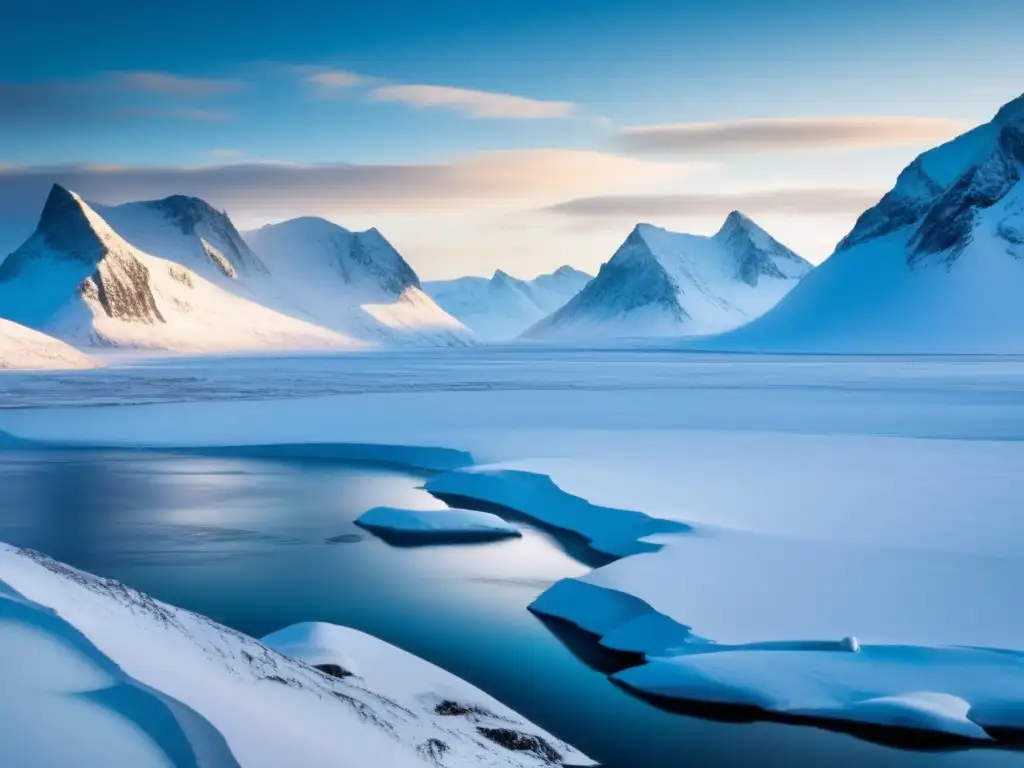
xmin=355 ymin=505 xmax=521 ymax=542
xmin=3 ymin=347 xmax=1024 ymax=742
xmin=613 ymin=647 xmax=1024 ymax=741
xmin=0 ymin=543 xmax=594 ymax=767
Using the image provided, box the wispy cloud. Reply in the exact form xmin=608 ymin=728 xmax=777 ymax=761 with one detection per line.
xmin=542 ymin=188 xmax=885 ymax=218
xmin=614 ymin=117 xmax=967 ymax=155
xmin=0 ymin=71 xmax=240 ymax=128
xmin=116 ymin=71 xmax=242 ymax=97
xmin=368 ymin=84 xmax=575 ymax=120
xmin=0 ymin=151 xmax=675 ymax=231
xmin=304 ymin=68 xmax=367 ymax=92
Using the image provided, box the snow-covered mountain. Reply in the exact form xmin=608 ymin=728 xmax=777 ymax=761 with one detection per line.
xmin=0 ymin=543 xmax=593 ymax=768
xmin=425 ymin=266 xmax=592 ymax=340
xmin=245 ymin=217 xmax=472 ymax=346
xmin=0 ymin=318 xmax=97 ymax=370
xmin=524 ymin=213 xmax=811 ymax=341
xmin=0 ymin=185 xmax=358 ymax=352
xmin=95 ymin=195 xmax=268 ymax=283
xmin=707 ymin=94 xmax=1024 ymax=353
xmin=0 ymin=188 xmax=471 ymax=352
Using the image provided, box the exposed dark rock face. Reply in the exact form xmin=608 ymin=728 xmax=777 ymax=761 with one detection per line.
xmin=911 ymin=123 xmax=1024 ymax=266
xmin=551 ymin=227 xmax=687 ymax=323
xmin=838 ymin=159 xmax=945 ymax=253
xmin=715 ymin=211 xmax=808 ymax=287
xmin=349 ymin=228 xmax=421 ymax=293
xmin=417 ymin=738 xmax=450 ymax=764
xmin=835 ymin=92 xmax=1024 ymax=270
xmin=1 ymin=184 xmax=166 ymax=326
xmin=313 ymin=663 xmax=353 ymax=679
xmin=85 ymin=254 xmax=164 ymax=323
xmin=476 ymin=728 xmax=563 ymax=764
xmin=434 ymin=700 xmax=495 ymax=718
xmin=145 ymin=195 xmax=265 ymax=276
xmin=34 ymin=184 xmax=109 ymax=263
xmin=0 ymin=185 xmax=106 ymax=281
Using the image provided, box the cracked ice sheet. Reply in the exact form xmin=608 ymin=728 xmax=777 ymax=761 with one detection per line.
xmin=532 ymin=530 xmax=1024 ymax=740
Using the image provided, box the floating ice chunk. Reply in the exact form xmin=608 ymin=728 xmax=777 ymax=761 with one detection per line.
xmin=354 ymin=505 xmax=521 ymax=543
xmin=425 ymin=469 xmax=688 ymax=558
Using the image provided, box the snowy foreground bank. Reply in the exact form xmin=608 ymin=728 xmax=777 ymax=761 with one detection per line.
xmin=4 ymin=350 xmax=1024 ymax=744
xmin=0 ymin=544 xmax=593 ymax=767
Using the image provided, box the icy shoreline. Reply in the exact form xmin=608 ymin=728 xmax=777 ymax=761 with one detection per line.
xmin=0 ymin=543 xmax=595 ymax=767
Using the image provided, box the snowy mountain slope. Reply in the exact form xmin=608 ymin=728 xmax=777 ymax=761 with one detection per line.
xmin=246 ymin=217 xmax=472 ymax=346
xmin=0 ymin=318 xmax=97 ymax=370
xmin=707 ymin=93 xmax=1024 ymax=353
xmin=425 ymin=266 xmax=592 ymax=340
xmin=0 ymin=185 xmax=361 ymax=352
xmin=524 ymin=213 xmax=810 ymax=341
xmin=95 ymin=195 xmax=268 ymax=284
xmin=0 ymin=544 xmax=593 ymax=768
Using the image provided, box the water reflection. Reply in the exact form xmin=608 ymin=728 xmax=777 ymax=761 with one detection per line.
xmin=0 ymin=450 xmax=1021 ymax=768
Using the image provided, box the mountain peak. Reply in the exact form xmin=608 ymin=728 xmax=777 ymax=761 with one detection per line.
xmin=715 ymin=210 xmax=763 ymax=241
xmin=552 ymin=265 xmax=581 ymax=278
xmin=38 ymin=183 xmax=88 ymax=232
xmin=34 ymin=184 xmax=116 ymax=263
xmin=145 ymin=194 xmax=230 ymax=237
xmin=993 ymin=92 xmax=1024 ymax=127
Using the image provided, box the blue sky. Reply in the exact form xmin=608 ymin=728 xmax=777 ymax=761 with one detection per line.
xmin=1 ymin=0 xmax=1022 ymax=277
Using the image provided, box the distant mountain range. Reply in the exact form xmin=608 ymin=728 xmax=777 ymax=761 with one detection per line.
xmin=524 ymin=212 xmax=811 ymax=341
xmin=424 ymin=266 xmax=592 ymax=340
xmin=6 ymin=91 xmax=1024 ymax=362
xmin=707 ymin=93 xmax=1024 ymax=353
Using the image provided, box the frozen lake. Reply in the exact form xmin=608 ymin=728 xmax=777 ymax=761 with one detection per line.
xmin=0 ymin=447 xmax=1022 ymax=767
